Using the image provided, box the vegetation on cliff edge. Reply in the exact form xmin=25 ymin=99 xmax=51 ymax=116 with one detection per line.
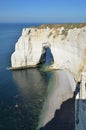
xmin=37 ymin=23 xmax=86 ymax=29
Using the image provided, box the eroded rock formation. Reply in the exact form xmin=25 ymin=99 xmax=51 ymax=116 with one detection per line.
xmin=11 ymin=24 xmax=86 ymax=81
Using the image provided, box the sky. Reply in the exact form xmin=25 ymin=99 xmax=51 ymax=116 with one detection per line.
xmin=0 ymin=0 xmax=86 ymax=23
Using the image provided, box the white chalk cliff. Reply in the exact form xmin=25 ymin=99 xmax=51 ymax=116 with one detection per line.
xmin=11 ymin=24 xmax=86 ymax=81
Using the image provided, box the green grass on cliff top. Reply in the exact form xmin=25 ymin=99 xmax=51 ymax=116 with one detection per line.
xmin=31 ymin=23 xmax=86 ymax=38
xmin=34 ymin=23 xmax=86 ymax=29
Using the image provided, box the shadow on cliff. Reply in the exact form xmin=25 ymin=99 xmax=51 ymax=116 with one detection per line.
xmin=39 ymin=82 xmax=81 ymax=130
xmin=39 ymin=97 xmax=75 ymax=130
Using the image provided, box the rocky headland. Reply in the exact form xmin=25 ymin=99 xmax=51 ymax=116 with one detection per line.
xmin=11 ymin=23 xmax=86 ymax=81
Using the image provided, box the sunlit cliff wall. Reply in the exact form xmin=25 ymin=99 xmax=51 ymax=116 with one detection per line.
xmin=11 ymin=24 xmax=86 ymax=81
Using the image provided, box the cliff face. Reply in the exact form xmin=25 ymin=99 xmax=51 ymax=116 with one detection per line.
xmin=11 ymin=24 xmax=86 ymax=81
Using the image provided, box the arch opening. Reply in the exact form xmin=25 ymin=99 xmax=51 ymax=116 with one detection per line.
xmin=37 ymin=43 xmax=54 ymax=67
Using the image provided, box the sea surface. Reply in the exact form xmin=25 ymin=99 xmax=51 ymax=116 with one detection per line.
xmin=0 ymin=23 xmax=49 ymax=130
xmin=0 ymin=23 xmax=75 ymax=130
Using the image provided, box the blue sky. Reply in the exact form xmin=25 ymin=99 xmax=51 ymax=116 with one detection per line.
xmin=0 ymin=0 xmax=86 ymax=23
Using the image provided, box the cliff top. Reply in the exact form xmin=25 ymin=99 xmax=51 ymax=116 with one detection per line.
xmin=31 ymin=23 xmax=86 ymax=29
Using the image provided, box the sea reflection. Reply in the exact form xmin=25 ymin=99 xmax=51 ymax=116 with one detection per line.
xmin=12 ymin=69 xmax=76 ymax=130
xmin=12 ymin=69 xmax=48 ymax=98
xmin=12 ymin=69 xmax=49 ymax=130
xmin=37 ymin=70 xmax=76 ymax=130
